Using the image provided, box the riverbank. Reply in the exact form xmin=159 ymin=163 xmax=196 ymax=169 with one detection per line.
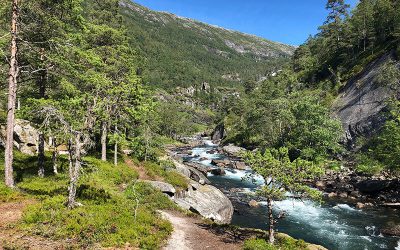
xmin=170 ymin=137 xmax=400 ymax=250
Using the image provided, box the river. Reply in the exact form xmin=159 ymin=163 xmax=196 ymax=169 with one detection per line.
xmin=178 ymin=139 xmax=400 ymax=250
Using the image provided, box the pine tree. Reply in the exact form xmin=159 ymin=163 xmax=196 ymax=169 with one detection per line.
xmin=4 ymin=0 xmax=19 ymax=187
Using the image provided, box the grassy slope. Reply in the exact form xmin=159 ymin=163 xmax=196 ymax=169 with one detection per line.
xmin=0 ymin=152 xmax=188 ymax=249
xmin=120 ymin=0 xmax=294 ymax=90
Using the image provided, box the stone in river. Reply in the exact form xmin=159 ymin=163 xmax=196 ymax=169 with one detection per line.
xmin=234 ymin=161 xmax=247 ymax=170
xmin=210 ymin=168 xmax=226 ymax=176
xmin=381 ymin=224 xmax=400 ymax=237
xmin=248 ymin=200 xmax=259 ymax=207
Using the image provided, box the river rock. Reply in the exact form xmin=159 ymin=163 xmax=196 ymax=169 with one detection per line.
xmin=381 ymin=224 xmax=400 ymax=237
xmin=211 ymin=159 xmax=231 ymax=168
xmin=185 ymin=162 xmax=211 ymax=175
xmin=210 ymin=168 xmax=226 ymax=176
xmin=233 ymin=161 xmax=247 ymax=170
xmin=328 ymin=192 xmax=337 ymax=198
xmin=187 ymin=167 xmax=211 ymax=185
xmin=248 ymin=200 xmax=259 ymax=207
xmin=142 ymin=180 xmax=176 ymax=196
xmin=315 ymin=181 xmax=326 ymax=189
xmin=174 ymin=183 xmax=234 ymax=224
xmin=339 ymin=192 xmax=348 ymax=198
xmin=356 ymin=180 xmax=393 ymax=193
xmin=356 ymin=202 xmax=373 ymax=209
xmin=222 ymin=144 xmax=246 ymax=157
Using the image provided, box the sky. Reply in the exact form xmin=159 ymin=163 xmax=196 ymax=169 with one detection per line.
xmin=132 ymin=0 xmax=358 ymax=46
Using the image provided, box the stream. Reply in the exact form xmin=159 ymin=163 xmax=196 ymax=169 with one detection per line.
xmin=177 ymin=139 xmax=400 ymax=250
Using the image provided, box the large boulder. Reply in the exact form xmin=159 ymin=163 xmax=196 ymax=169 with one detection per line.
xmin=381 ymin=224 xmax=400 ymax=237
xmin=210 ymin=168 xmax=226 ymax=176
xmin=142 ymin=180 xmax=176 ymax=197
xmin=175 ymin=182 xmax=234 ymax=224
xmin=356 ymin=180 xmax=394 ymax=194
xmin=222 ymin=144 xmax=246 ymax=157
xmin=184 ymin=162 xmax=212 ymax=176
xmin=172 ymin=160 xmax=191 ymax=178
xmin=0 ymin=119 xmax=46 ymax=155
xmin=187 ymin=166 xmax=211 ymax=185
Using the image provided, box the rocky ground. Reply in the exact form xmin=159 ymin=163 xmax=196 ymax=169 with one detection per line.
xmin=311 ymin=166 xmax=400 ymax=208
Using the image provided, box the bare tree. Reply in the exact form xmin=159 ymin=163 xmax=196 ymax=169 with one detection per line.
xmin=4 ymin=0 xmax=20 ymax=188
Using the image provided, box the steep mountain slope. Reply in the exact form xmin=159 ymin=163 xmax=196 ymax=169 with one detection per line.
xmin=119 ymin=0 xmax=295 ymax=90
xmin=332 ymin=50 xmax=400 ymax=148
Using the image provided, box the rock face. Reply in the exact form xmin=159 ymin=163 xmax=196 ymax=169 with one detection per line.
xmin=143 ymin=180 xmax=176 ymax=196
xmin=332 ymin=51 xmax=400 ymax=148
xmin=211 ymin=124 xmax=225 ymax=141
xmin=0 ymin=119 xmax=44 ymax=155
xmin=175 ymin=182 xmax=234 ymax=224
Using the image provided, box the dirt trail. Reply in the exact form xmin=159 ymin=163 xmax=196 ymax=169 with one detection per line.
xmin=160 ymin=211 xmax=242 ymax=250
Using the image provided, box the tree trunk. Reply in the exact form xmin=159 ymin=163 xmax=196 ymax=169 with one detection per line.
xmin=38 ymin=133 xmax=45 ymax=177
xmin=4 ymin=0 xmax=19 ymax=188
xmin=101 ymin=122 xmax=107 ymax=161
xmin=114 ymin=141 xmax=118 ymax=166
xmin=52 ymin=137 xmax=58 ymax=175
xmin=267 ymin=198 xmax=275 ymax=244
xmin=67 ymin=133 xmax=82 ymax=208
xmin=114 ymin=125 xmax=118 ymax=166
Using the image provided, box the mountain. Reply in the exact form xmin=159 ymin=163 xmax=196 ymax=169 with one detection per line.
xmin=119 ymin=0 xmax=295 ymax=90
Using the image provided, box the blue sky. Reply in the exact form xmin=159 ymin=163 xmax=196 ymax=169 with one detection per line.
xmin=132 ymin=0 xmax=358 ymax=46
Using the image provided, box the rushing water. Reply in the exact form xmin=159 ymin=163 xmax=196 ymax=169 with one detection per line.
xmin=181 ymin=140 xmax=400 ymax=250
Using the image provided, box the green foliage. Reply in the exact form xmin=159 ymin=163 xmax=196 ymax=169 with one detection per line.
xmin=245 ymin=147 xmax=324 ymax=202
xmin=0 ymin=182 xmax=24 ymax=202
xmin=19 ymin=157 xmax=175 ymax=248
xmin=119 ymin=0 xmax=293 ymax=90
xmin=376 ymin=61 xmax=400 ymax=88
xmin=22 ymin=194 xmax=172 ymax=248
xmin=243 ymin=236 xmax=308 ymax=250
xmin=223 ymin=81 xmax=342 ymax=161
xmin=17 ymin=175 xmax=68 ymax=197
xmin=142 ymin=161 xmax=188 ymax=189
xmin=294 ymin=0 xmax=400 ymax=86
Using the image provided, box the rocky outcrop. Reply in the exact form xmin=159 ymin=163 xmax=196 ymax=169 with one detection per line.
xmin=175 ymin=182 xmax=234 ymax=224
xmin=143 ymin=180 xmax=176 ymax=197
xmin=332 ymin=51 xmax=400 ymax=148
xmin=0 ymin=119 xmax=46 ymax=155
xmin=211 ymin=124 xmax=225 ymax=141
xmin=314 ymin=168 xmax=400 ymax=203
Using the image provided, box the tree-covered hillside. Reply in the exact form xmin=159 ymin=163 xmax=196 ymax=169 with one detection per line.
xmin=119 ymin=0 xmax=295 ymax=90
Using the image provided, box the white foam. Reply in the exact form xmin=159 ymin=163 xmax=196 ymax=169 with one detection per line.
xmin=333 ymin=204 xmax=359 ymax=212
xmin=395 ymin=240 xmax=400 ymax=250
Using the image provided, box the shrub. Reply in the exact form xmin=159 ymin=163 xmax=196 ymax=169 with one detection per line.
xmin=243 ymin=235 xmax=308 ymax=250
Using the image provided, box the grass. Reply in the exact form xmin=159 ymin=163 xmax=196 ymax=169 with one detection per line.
xmin=0 ymin=151 xmax=180 ymax=249
xmin=243 ymin=235 xmax=308 ymax=250
xmin=143 ymin=160 xmax=189 ymax=190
